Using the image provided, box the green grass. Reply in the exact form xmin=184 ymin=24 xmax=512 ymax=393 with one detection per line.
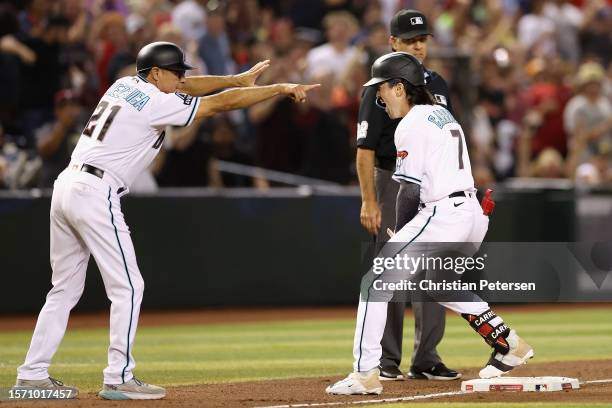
xmin=1 ymin=308 xmax=611 ymax=393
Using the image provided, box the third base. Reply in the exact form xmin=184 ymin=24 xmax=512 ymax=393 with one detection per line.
xmin=461 ymin=377 xmax=580 ymax=392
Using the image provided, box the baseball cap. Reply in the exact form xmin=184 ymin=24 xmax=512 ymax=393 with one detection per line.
xmin=390 ymin=9 xmax=432 ymax=40
xmin=576 ymin=62 xmax=605 ymax=86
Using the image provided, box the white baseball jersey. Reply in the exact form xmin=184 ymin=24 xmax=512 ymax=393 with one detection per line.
xmin=71 ymin=75 xmax=201 ymax=187
xmin=393 ymin=104 xmax=475 ymax=203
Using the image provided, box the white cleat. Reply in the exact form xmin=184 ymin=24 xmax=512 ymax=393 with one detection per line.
xmin=479 ymin=330 xmax=535 ymax=379
xmin=326 ymin=368 xmax=383 ymax=395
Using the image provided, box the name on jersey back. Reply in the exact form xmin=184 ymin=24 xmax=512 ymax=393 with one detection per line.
xmin=105 ymin=82 xmax=150 ymax=111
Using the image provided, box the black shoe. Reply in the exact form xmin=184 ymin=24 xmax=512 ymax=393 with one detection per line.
xmin=408 ymin=362 xmax=462 ymax=381
xmin=378 ymin=365 xmax=405 ymax=381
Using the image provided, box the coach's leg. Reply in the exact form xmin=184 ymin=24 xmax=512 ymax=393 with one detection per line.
xmin=18 ymin=182 xmax=89 ymax=380
xmin=375 ymin=168 xmax=405 ymax=374
xmin=75 ymin=187 xmax=144 ymax=385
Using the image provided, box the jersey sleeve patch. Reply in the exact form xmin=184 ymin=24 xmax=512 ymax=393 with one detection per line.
xmin=175 ymin=92 xmax=194 ymax=106
xmin=356 ymin=121 xmax=368 ymax=140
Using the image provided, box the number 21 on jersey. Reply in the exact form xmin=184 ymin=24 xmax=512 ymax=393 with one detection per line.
xmin=83 ymin=101 xmax=121 ymax=142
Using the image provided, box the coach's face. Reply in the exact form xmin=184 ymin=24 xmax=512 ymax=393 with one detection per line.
xmin=149 ymin=67 xmax=186 ymax=93
xmin=390 ymin=35 xmax=429 ymax=63
xmin=377 ymin=82 xmax=409 ymax=119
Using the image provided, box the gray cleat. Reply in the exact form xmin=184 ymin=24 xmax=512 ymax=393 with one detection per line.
xmin=13 ymin=377 xmax=78 ymax=399
xmin=98 ymin=377 xmax=166 ymax=400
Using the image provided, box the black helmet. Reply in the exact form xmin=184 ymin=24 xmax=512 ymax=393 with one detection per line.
xmin=363 ymin=52 xmax=425 ymax=88
xmin=136 ymin=41 xmax=194 ymax=73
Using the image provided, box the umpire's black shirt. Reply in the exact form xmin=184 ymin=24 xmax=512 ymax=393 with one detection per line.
xmin=356 ymin=70 xmax=454 ymax=171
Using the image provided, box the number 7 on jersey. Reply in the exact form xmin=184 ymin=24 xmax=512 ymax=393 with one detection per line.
xmin=450 ymin=129 xmax=464 ymax=170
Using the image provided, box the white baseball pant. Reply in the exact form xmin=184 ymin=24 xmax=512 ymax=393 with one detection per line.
xmin=18 ymin=165 xmax=143 ymax=385
xmin=353 ymin=193 xmax=496 ymax=372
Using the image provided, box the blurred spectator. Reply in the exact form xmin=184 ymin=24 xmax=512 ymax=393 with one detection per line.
xmin=269 ymin=18 xmax=294 ymax=57
xmin=574 ymin=149 xmax=612 ymax=185
xmin=35 ymin=90 xmax=83 ymax=187
xmin=296 ymin=73 xmax=352 ymax=184
xmin=361 ymin=21 xmax=389 ymax=68
xmin=157 ymin=22 xmax=205 ymax=74
xmin=0 ymin=123 xmax=7 ymax=188
xmin=543 ymin=0 xmax=583 ymax=63
xmin=19 ymin=14 xmax=71 ymax=146
xmin=107 ymin=12 xmax=155 ymax=83
xmin=209 ymin=117 xmax=254 ymax=187
xmin=0 ymin=3 xmax=34 ymax=134
xmin=248 ymin=68 xmax=351 ymax=184
xmin=305 ymin=11 xmax=360 ymax=81
xmin=60 ymin=0 xmax=89 ymax=45
xmin=93 ymin=12 xmax=128 ymax=94
xmin=522 ymin=58 xmax=571 ymax=158
xmin=579 ymin=0 xmax=611 ymax=66
xmin=198 ymin=7 xmax=234 ymax=75
xmin=533 ymin=147 xmax=566 ymax=178
xmin=171 ymin=0 xmax=206 ymax=42
xmin=0 ymin=0 xmax=610 ymax=189
xmin=565 ymin=62 xmax=612 ymax=182
xmin=517 ymin=0 xmax=556 ymax=57
xmin=154 ymin=119 xmax=217 ymax=187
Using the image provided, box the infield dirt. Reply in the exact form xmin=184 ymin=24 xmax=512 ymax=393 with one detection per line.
xmin=8 ymin=360 xmax=612 ymax=407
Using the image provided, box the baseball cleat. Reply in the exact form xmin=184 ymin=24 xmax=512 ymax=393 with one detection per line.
xmin=98 ymin=377 xmax=166 ymax=400
xmin=326 ymin=368 xmax=383 ymax=395
xmin=479 ymin=330 xmax=534 ymax=379
xmin=13 ymin=377 xmax=78 ymax=398
xmin=378 ymin=364 xmax=405 ymax=381
xmin=408 ymin=362 xmax=462 ymax=381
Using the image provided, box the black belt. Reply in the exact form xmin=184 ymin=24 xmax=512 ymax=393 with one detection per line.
xmin=80 ymin=164 xmax=126 ymax=195
xmin=449 ymin=191 xmax=473 ymax=199
xmin=420 ymin=191 xmax=473 ymax=209
xmin=81 ymin=164 xmax=104 ymax=179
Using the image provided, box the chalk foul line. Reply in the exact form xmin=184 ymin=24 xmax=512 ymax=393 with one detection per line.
xmin=254 ymin=378 xmax=612 ymax=408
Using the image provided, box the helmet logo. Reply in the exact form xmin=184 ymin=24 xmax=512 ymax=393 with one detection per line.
xmin=410 ymin=17 xmax=423 ymax=25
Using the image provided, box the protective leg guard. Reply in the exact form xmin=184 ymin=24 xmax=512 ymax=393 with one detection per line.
xmin=461 ymin=309 xmax=510 ymax=354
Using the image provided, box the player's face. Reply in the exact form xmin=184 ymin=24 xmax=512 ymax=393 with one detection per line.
xmin=390 ymin=35 xmax=429 ymax=63
xmin=151 ymin=67 xmax=186 ymax=93
xmin=377 ymin=82 xmax=409 ymax=119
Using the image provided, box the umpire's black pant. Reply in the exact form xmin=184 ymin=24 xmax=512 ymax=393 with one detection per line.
xmin=375 ymin=167 xmax=446 ymax=371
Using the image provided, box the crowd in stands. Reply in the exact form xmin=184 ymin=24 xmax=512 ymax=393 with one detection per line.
xmin=0 ymin=0 xmax=610 ymax=190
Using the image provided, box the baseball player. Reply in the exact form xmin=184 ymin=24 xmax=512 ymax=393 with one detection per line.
xmin=14 ymin=41 xmax=319 ymax=400
xmin=326 ymin=52 xmax=534 ymax=396
xmin=356 ymin=9 xmax=458 ymax=381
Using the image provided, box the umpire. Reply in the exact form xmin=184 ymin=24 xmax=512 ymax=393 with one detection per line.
xmin=356 ymin=9 xmax=461 ymax=381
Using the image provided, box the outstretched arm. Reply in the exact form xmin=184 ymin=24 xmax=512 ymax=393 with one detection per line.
xmin=194 ymin=83 xmax=320 ymax=120
xmin=179 ymin=60 xmax=270 ymax=96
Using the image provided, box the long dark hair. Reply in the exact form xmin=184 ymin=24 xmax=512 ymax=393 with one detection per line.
xmin=387 ymin=78 xmax=435 ymax=105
